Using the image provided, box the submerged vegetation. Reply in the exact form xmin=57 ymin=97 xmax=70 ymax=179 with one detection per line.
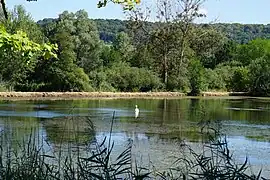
xmin=0 ymin=1 xmax=270 ymax=96
xmin=0 ymin=112 xmax=266 ymax=179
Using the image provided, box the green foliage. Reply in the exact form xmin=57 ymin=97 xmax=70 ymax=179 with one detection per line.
xmin=113 ymin=32 xmax=135 ymax=62
xmin=0 ymin=24 xmax=57 ymax=90
xmin=97 ymin=0 xmax=140 ymax=10
xmin=3 ymin=5 xmax=270 ymax=95
xmin=0 ymin=26 xmax=57 ymax=60
xmin=88 ymin=70 xmax=116 ymax=92
xmin=73 ymin=10 xmax=102 ymax=73
xmin=3 ymin=5 xmax=45 ymax=43
xmin=229 ymin=66 xmax=250 ymax=92
xmin=235 ymin=39 xmax=270 ymax=65
xmin=106 ymin=62 xmax=162 ymax=92
xmin=249 ymin=55 xmax=270 ymax=96
xmin=188 ymin=59 xmax=205 ymax=95
xmin=204 ymin=69 xmax=227 ymax=90
xmin=62 ymin=19 xmax=270 ymax=45
xmin=93 ymin=19 xmax=127 ymax=42
xmin=189 ymin=27 xmax=228 ymax=69
xmin=213 ymin=23 xmax=270 ymax=44
xmin=0 ymin=82 xmax=10 ymax=92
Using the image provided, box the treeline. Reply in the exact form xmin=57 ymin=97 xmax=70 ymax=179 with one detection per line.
xmin=65 ymin=19 xmax=270 ymax=44
xmin=39 ymin=19 xmax=270 ymax=44
xmin=1 ymin=5 xmax=270 ymax=96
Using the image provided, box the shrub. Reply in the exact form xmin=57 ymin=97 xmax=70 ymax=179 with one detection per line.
xmin=204 ymin=69 xmax=226 ymax=90
xmin=229 ymin=66 xmax=250 ymax=92
xmin=249 ymin=54 xmax=270 ymax=96
xmin=89 ymin=70 xmax=116 ymax=92
xmin=106 ymin=62 xmax=162 ymax=92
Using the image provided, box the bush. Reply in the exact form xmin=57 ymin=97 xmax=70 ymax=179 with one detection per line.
xmin=204 ymin=69 xmax=226 ymax=90
xmin=0 ymin=83 xmax=9 ymax=92
xmin=166 ymin=71 xmax=189 ymax=92
xmin=26 ymin=58 xmax=94 ymax=92
xmin=65 ymin=67 xmax=93 ymax=92
xmin=229 ymin=66 xmax=250 ymax=92
xmin=106 ymin=62 xmax=162 ymax=92
xmin=88 ymin=70 xmax=116 ymax=92
xmin=249 ymin=54 xmax=270 ymax=96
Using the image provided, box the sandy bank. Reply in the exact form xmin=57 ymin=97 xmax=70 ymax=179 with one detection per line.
xmin=0 ymin=92 xmax=184 ymax=99
xmin=0 ymin=92 xmax=250 ymax=100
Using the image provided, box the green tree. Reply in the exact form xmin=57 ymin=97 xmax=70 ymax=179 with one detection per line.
xmin=189 ymin=26 xmax=228 ymax=69
xmin=113 ymin=32 xmax=135 ymax=62
xmin=235 ymin=39 xmax=270 ymax=65
xmin=188 ymin=59 xmax=205 ymax=95
xmin=204 ymin=68 xmax=227 ymax=90
xmin=29 ymin=11 xmax=93 ymax=92
xmin=229 ymin=66 xmax=250 ymax=92
xmin=0 ymin=25 xmax=57 ymax=90
xmin=128 ymin=0 xmax=206 ymax=90
xmin=3 ymin=5 xmax=45 ymax=43
xmin=73 ymin=10 xmax=102 ymax=73
xmin=249 ymin=54 xmax=270 ymax=96
xmin=97 ymin=0 xmax=140 ymax=9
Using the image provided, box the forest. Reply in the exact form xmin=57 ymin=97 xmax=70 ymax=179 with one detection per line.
xmin=1 ymin=4 xmax=270 ymax=96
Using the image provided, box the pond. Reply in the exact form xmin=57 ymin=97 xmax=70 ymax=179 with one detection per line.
xmin=0 ymin=97 xmax=270 ymax=177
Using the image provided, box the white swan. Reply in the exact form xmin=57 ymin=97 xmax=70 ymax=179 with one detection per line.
xmin=135 ymin=105 xmax=139 ymax=118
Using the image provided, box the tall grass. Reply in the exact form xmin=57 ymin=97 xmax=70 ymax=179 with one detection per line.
xmin=0 ymin=112 xmax=266 ymax=179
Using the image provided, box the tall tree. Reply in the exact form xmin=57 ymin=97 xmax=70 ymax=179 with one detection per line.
xmin=3 ymin=5 xmax=45 ymax=43
xmin=74 ymin=10 xmax=101 ymax=73
xmin=128 ymin=0 xmax=206 ymax=89
xmin=31 ymin=10 xmax=94 ymax=91
xmin=113 ymin=32 xmax=135 ymax=62
xmin=189 ymin=26 xmax=227 ymax=69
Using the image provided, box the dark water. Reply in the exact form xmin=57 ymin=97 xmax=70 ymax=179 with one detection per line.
xmin=0 ymin=97 xmax=270 ymax=176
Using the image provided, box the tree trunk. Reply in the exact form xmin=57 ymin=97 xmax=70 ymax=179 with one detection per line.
xmin=0 ymin=0 xmax=8 ymax=19
xmin=164 ymin=54 xmax=168 ymax=88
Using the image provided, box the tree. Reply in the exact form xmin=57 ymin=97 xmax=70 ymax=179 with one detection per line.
xmin=106 ymin=61 xmax=161 ymax=92
xmin=128 ymin=0 xmax=206 ymax=90
xmin=229 ymin=66 xmax=249 ymax=92
xmin=29 ymin=11 xmax=95 ymax=91
xmin=73 ymin=10 xmax=102 ymax=73
xmin=249 ymin=54 xmax=270 ymax=96
xmin=188 ymin=59 xmax=205 ymax=95
xmin=42 ymin=10 xmax=102 ymax=72
xmin=0 ymin=0 xmax=8 ymax=19
xmin=235 ymin=39 xmax=270 ymax=65
xmin=113 ymin=32 xmax=135 ymax=62
xmin=0 ymin=6 xmax=57 ymax=90
xmin=0 ymin=26 xmax=57 ymax=89
xmin=189 ymin=26 xmax=228 ymax=69
xmin=2 ymin=5 xmax=45 ymax=43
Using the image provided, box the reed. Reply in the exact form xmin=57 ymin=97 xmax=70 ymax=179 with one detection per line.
xmin=0 ymin=112 xmax=266 ymax=179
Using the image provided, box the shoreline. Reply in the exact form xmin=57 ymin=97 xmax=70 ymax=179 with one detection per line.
xmin=0 ymin=92 xmax=251 ymax=100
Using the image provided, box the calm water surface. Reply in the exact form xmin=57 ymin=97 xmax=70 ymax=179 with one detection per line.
xmin=0 ymin=97 xmax=270 ymax=176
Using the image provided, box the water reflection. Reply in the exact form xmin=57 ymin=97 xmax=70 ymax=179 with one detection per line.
xmin=42 ymin=117 xmax=95 ymax=145
xmin=0 ymin=98 xmax=269 ymax=176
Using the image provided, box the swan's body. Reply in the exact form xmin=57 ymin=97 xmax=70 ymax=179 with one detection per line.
xmin=135 ymin=105 xmax=139 ymax=118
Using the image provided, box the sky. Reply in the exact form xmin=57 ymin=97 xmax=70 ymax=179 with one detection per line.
xmin=5 ymin=0 xmax=270 ymax=24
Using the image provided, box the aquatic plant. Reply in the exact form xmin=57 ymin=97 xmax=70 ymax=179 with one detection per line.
xmin=0 ymin=112 xmax=266 ymax=179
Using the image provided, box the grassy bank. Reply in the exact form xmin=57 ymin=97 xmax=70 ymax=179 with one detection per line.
xmin=0 ymin=92 xmax=250 ymax=100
